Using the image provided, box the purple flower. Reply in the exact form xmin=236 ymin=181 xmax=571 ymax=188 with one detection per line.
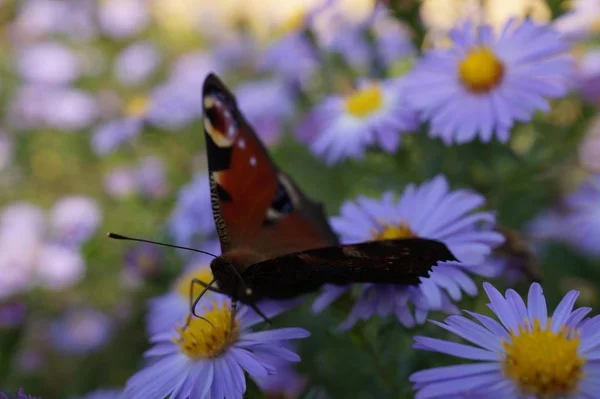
xmin=125 ymin=299 xmax=309 ymax=399
xmin=167 ymin=174 xmax=216 ymax=248
xmin=235 ymin=79 xmax=295 ymax=146
xmin=72 ymin=389 xmax=122 ymax=399
xmin=103 ymin=167 xmax=137 ymax=199
xmin=554 ymin=0 xmax=600 ymax=41
xmin=259 ymin=33 xmax=317 ymax=86
xmin=528 ymin=174 xmax=600 ymax=257
xmin=91 ymin=118 xmax=142 ymax=155
xmin=136 ymin=156 xmax=170 ymax=199
xmin=16 ymin=42 xmax=80 ymax=85
xmin=123 ymin=242 xmax=163 ymax=280
xmin=575 ymin=50 xmax=600 ymax=103
xmin=0 ymin=301 xmax=26 ymax=328
xmin=50 ymin=196 xmax=102 ymax=246
xmin=253 ymin=362 xmax=308 ymax=398
xmin=34 ymin=244 xmax=84 ymax=290
xmin=411 ymin=282 xmax=600 ymax=398
xmin=98 ymin=0 xmax=149 ymax=39
xmin=114 ymin=41 xmax=161 ymax=86
xmin=297 ymin=78 xmax=419 ymax=164
xmin=405 ymin=19 xmax=572 ymax=144
xmin=313 ymin=175 xmax=504 ymax=328
xmin=50 ymin=308 xmax=113 ymax=354
xmin=0 ymin=388 xmax=39 ymax=399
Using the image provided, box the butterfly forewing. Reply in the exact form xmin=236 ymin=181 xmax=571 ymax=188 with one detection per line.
xmin=202 ymin=74 xmax=338 ymax=257
xmin=241 ymin=238 xmax=458 ymax=300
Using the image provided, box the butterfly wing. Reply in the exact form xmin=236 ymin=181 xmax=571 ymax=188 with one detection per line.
xmin=202 ymin=73 xmax=338 ymax=255
xmin=241 ymin=238 xmax=457 ymax=299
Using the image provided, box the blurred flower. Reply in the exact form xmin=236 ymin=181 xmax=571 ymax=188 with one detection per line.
xmin=17 ymin=42 xmax=80 ymax=86
xmin=0 ymin=203 xmax=45 ymax=298
xmin=297 ymin=78 xmax=418 ymax=164
xmin=125 ymin=299 xmax=309 ymax=399
xmin=98 ymin=0 xmax=149 ymax=39
xmin=147 ymin=52 xmax=218 ymax=130
xmin=411 ymin=282 xmax=598 ymax=398
xmin=325 ymin=5 xmax=414 ymax=72
xmin=0 ymin=301 xmax=26 ymax=328
xmin=405 ymin=19 xmax=571 ymax=144
xmin=15 ymin=349 xmax=45 ymax=373
xmin=91 ymin=118 xmax=142 ymax=155
xmin=72 ymin=389 xmax=122 ymax=399
xmin=235 ymin=79 xmax=295 ymax=146
xmin=167 ymin=174 xmax=215 ymax=247
xmin=136 ymin=156 xmax=170 ymax=199
xmin=103 ymin=167 xmax=137 ymax=199
xmin=114 ymin=41 xmax=161 ymax=86
xmin=11 ymin=0 xmax=97 ymax=41
xmin=50 ymin=196 xmax=102 ymax=246
xmin=50 ymin=308 xmax=113 ymax=354
xmin=313 ymin=175 xmax=504 ymax=328
xmin=575 ymin=50 xmax=600 ymax=104
xmin=34 ymin=244 xmax=84 ymax=290
xmin=528 ymin=174 xmax=600 ymax=257
xmin=0 ymin=388 xmax=39 ymax=399
xmin=580 ymin=116 xmax=600 ymax=172
xmin=254 ymin=362 xmax=308 ymax=399
xmin=554 ymin=0 xmax=600 ymax=41
xmin=123 ymin=242 xmax=163 ymax=282
xmin=0 ymin=132 xmax=13 ymax=171
xmin=10 ymin=86 xmax=97 ymax=132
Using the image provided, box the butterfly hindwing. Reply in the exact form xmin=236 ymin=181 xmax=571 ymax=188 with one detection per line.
xmin=202 ymin=74 xmax=338 ymax=256
xmin=241 ymin=238 xmax=458 ymax=300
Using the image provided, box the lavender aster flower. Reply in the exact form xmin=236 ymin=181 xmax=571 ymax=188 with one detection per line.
xmin=136 ymin=156 xmax=169 ymax=199
xmin=405 ymin=19 xmax=571 ymax=144
xmin=98 ymin=0 xmax=149 ymax=39
xmin=411 ymin=282 xmax=600 ymax=399
xmin=0 ymin=388 xmax=39 ymax=399
xmin=235 ymin=79 xmax=295 ymax=146
xmin=50 ymin=308 xmax=113 ymax=354
xmin=167 ymin=174 xmax=216 ymax=247
xmin=528 ymin=174 xmax=600 ymax=257
xmin=554 ymin=0 xmax=600 ymax=41
xmin=103 ymin=167 xmax=137 ymax=199
xmin=314 ymin=175 xmax=504 ymax=328
xmin=34 ymin=244 xmax=84 ymax=290
xmin=43 ymin=88 xmax=98 ymax=131
xmin=575 ymin=50 xmax=600 ymax=103
xmin=125 ymin=299 xmax=309 ymax=399
xmin=50 ymin=196 xmax=102 ymax=246
xmin=114 ymin=41 xmax=160 ymax=86
xmin=297 ymin=78 xmax=418 ymax=164
xmin=91 ymin=118 xmax=142 ymax=155
xmin=17 ymin=42 xmax=80 ymax=86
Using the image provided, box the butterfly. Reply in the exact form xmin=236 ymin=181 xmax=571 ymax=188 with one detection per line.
xmin=194 ymin=73 xmax=457 ymax=322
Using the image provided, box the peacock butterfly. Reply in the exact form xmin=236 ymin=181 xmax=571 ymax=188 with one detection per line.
xmin=195 ymin=73 xmax=457 ymax=321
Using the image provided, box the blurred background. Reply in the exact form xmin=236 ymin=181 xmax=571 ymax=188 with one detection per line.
xmin=0 ymin=0 xmax=599 ymax=398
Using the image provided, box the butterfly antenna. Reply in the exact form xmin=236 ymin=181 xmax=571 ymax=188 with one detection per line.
xmin=107 ymin=232 xmax=218 ymax=258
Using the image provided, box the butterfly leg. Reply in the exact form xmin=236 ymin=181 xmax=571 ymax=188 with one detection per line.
xmin=184 ymin=278 xmax=217 ymax=329
xmin=250 ymin=303 xmax=272 ymax=325
xmin=228 ymin=298 xmax=238 ymax=341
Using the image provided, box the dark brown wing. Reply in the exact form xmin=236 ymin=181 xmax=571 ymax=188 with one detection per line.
xmin=202 ymin=73 xmax=338 ymax=256
xmin=242 ymin=238 xmax=457 ymax=300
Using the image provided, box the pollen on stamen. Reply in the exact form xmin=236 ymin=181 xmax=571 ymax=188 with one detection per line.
xmin=173 ymin=300 xmax=238 ymax=360
xmin=502 ymin=318 xmax=585 ymax=397
xmin=372 ymin=222 xmax=416 ymax=240
xmin=458 ymin=47 xmax=505 ymax=93
xmin=344 ymin=85 xmax=385 ymax=118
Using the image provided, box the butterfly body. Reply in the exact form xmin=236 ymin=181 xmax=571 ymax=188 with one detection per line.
xmin=201 ymin=73 xmax=457 ymax=311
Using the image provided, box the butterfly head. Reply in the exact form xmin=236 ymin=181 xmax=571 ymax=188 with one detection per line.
xmin=210 ymin=255 xmax=256 ymax=304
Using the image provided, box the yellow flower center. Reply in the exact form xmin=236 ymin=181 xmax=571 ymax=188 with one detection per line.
xmin=174 ymin=300 xmax=238 ymax=360
xmin=279 ymin=8 xmax=307 ymax=36
xmin=345 ymin=85 xmax=384 ymax=118
xmin=373 ymin=222 xmax=416 ymax=240
xmin=502 ymin=318 xmax=584 ymax=397
xmin=175 ymin=266 xmax=214 ymax=299
xmin=458 ymin=48 xmax=505 ymax=93
xmin=125 ymin=95 xmax=149 ymax=118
